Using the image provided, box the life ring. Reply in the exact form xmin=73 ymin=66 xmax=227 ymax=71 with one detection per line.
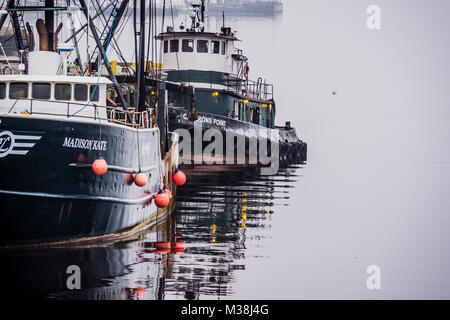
xmin=243 ymin=64 xmax=250 ymax=78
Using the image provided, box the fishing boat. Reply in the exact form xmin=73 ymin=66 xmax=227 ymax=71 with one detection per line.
xmin=158 ymin=0 xmax=307 ymax=169
xmin=0 ymin=0 xmax=182 ymax=247
xmin=206 ymin=0 xmax=283 ymax=16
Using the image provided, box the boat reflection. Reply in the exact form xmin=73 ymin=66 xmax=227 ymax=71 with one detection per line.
xmin=0 ymin=166 xmax=301 ymax=300
xmin=162 ymin=166 xmax=300 ymax=299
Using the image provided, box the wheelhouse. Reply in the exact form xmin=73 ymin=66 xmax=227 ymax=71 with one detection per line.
xmin=158 ymin=31 xmax=238 ymax=74
xmin=0 ymin=75 xmax=109 ymax=120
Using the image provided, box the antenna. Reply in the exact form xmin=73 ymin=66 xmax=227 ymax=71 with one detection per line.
xmin=201 ymin=0 xmax=205 ymax=24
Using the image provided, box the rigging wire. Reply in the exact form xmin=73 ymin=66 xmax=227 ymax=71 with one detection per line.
xmin=68 ymin=0 xmax=119 ymax=118
xmin=158 ymin=0 xmax=166 ymax=79
xmin=169 ymin=0 xmax=180 ymax=71
xmin=145 ymin=0 xmax=151 ymax=75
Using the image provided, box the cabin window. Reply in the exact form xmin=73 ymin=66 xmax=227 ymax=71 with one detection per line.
xmin=170 ymin=39 xmax=179 ymax=52
xmin=164 ymin=40 xmax=168 ymax=53
xmin=221 ymin=41 xmax=226 ymax=55
xmin=32 ymin=83 xmax=51 ymax=99
xmin=212 ymin=41 xmax=220 ymax=54
xmin=182 ymin=39 xmax=194 ymax=52
xmin=9 ymin=82 xmax=28 ymax=99
xmin=55 ymin=84 xmax=71 ymax=101
xmin=74 ymin=84 xmax=88 ymax=101
xmin=197 ymin=40 xmax=209 ymax=53
xmin=0 ymin=82 xmax=6 ymax=99
xmin=89 ymin=85 xmax=99 ymax=102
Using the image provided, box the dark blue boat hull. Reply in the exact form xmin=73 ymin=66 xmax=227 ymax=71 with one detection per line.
xmin=0 ymin=115 xmax=173 ymax=247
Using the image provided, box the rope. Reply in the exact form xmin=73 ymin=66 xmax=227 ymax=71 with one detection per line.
xmin=169 ymin=0 xmax=180 ymax=71
xmin=68 ymin=0 xmax=119 ymax=118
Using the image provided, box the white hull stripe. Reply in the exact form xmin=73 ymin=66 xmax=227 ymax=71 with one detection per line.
xmin=0 ymin=189 xmax=156 ymax=205
xmin=13 ymin=143 xmax=36 ymax=148
xmin=9 ymin=150 xmax=29 ymax=155
xmin=0 ymin=131 xmax=43 ymax=158
xmin=14 ymin=135 xmax=42 ymax=140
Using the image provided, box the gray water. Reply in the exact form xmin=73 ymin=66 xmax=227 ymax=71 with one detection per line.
xmin=2 ymin=0 xmax=450 ymax=300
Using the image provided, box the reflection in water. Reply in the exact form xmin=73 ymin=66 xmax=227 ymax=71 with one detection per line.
xmin=163 ymin=167 xmax=300 ymax=299
xmin=0 ymin=166 xmax=301 ymax=300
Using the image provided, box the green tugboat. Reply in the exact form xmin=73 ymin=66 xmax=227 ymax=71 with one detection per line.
xmin=158 ymin=0 xmax=307 ymax=168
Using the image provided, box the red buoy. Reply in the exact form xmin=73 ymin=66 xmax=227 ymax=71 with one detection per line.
xmin=162 ymin=186 xmax=172 ymax=199
xmin=173 ymin=169 xmax=186 ymax=186
xmin=92 ymin=158 xmax=108 ymax=175
xmin=155 ymin=190 xmax=169 ymax=208
xmin=154 ymin=241 xmax=171 ymax=254
xmin=154 ymin=242 xmax=171 ymax=249
xmin=134 ymin=172 xmax=148 ymax=187
xmin=172 ymin=241 xmax=185 ymax=253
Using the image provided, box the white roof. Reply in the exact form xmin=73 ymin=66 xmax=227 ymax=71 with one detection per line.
xmin=0 ymin=74 xmax=112 ymax=85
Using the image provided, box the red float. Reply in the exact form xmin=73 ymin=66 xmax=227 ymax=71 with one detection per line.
xmin=173 ymin=169 xmax=186 ymax=186
xmin=154 ymin=241 xmax=171 ymax=254
xmin=155 ymin=190 xmax=169 ymax=208
xmin=162 ymin=186 xmax=172 ymax=199
xmin=134 ymin=172 xmax=148 ymax=187
xmin=172 ymin=241 xmax=185 ymax=251
xmin=92 ymin=158 xmax=108 ymax=175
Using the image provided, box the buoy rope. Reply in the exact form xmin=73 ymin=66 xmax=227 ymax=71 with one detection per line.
xmin=68 ymin=0 xmax=119 ymax=118
xmin=95 ymin=107 xmax=103 ymax=158
xmin=136 ymin=127 xmax=142 ymax=172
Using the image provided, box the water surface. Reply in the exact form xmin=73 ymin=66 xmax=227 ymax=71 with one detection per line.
xmin=2 ymin=0 xmax=450 ymax=299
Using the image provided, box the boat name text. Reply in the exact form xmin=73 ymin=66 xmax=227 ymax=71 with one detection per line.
xmin=63 ymin=137 xmax=107 ymax=151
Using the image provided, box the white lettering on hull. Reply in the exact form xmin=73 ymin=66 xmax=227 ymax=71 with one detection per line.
xmin=62 ymin=137 xmax=108 ymax=151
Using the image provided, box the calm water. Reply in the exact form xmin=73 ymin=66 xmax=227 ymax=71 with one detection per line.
xmin=2 ymin=0 xmax=450 ymax=299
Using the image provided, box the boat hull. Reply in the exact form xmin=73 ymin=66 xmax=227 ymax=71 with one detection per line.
xmin=168 ymin=107 xmax=307 ymax=168
xmin=0 ymin=114 xmax=178 ymax=247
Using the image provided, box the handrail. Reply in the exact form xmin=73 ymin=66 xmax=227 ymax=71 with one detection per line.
xmin=223 ymin=72 xmax=274 ymax=101
xmin=165 ymin=69 xmax=274 ymax=101
xmin=8 ymin=97 xmax=155 ymax=129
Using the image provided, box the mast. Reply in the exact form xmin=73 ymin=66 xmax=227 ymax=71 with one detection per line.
xmin=201 ymin=0 xmax=205 ymax=24
xmin=136 ymin=0 xmax=146 ymax=112
xmin=78 ymin=0 xmax=131 ymax=120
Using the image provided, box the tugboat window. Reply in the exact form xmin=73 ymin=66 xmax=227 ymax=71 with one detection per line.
xmin=170 ymin=39 xmax=179 ymax=52
xmin=89 ymin=85 xmax=99 ymax=102
xmin=212 ymin=41 xmax=220 ymax=54
xmin=182 ymin=39 xmax=194 ymax=52
xmin=221 ymin=41 xmax=226 ymax=55
xmin=0 ymin=82 xmax=6 ymax=99
xmin=74 ymin=84 xmax=88 ymax=101
xmin=32 ymin=83 xmax=51 ymax=99
xmin=9 ymin=82 xmax=28 ymax=99
xmin=164 ymin=40 xmax=168 ymax=53
xmin=55 ymin=84 xmax=71 ymax=101
xmin=197 ymin=40 xmax=209 ymax=53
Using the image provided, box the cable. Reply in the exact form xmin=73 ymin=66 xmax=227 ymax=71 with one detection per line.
xmin=69 ymin=0 xmax=119 ymax=118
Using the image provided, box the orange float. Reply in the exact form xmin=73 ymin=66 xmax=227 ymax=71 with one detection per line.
xmin=155 ymin=190 xmax=169 ymax=208
xmin=162 ymin=186 xmax=172 ymax=199
xmin=92 ymin=158 xmax=108 ymax=175
xmin=134 ymin=172 xmax=148 ymax=187
xmin=173 ymin=169 xmax=186 ymax=186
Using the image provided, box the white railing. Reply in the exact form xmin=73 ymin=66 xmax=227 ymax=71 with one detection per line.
xmin=6 ymin=98 xmax=154 ymax=129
